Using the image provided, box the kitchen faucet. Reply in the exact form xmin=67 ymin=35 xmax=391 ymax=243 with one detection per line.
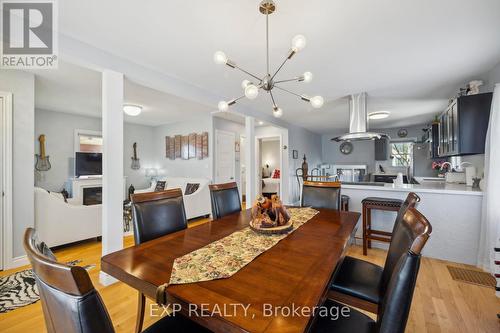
xmin=440 ymin=161 xmax=452 ymax=171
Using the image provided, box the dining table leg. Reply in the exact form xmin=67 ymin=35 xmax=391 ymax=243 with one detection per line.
xmin=135 ymin=292 xmax=145 ymax=333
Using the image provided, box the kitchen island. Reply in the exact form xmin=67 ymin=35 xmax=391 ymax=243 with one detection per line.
xmin=342 ymin=182 xmax=482 ymax=265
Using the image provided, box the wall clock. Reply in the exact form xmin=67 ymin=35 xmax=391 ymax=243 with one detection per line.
xmin=397 ymin=128 xmax=408 ymax=138
xmin=339 ymin=142 xmax=353 ymax=155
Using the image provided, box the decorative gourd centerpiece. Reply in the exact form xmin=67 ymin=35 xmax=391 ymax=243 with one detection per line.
xmin=249 ymin=195 xmax=292 ymax=234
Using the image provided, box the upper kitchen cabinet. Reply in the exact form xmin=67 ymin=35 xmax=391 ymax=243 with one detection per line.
xmin=437 ymin=92 xmax=492 ymax=157
xmin=426 ymin=122 xmax=440 ymax=159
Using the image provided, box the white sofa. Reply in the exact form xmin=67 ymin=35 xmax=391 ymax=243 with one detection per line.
xmin=34 ymin=187 xmax=102 ymax=247
xmin=134 ymin=177 xmax=212 ymax=220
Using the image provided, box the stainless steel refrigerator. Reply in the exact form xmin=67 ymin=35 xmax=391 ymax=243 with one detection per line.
xmin=412 ymin=142 xmax=437 ymax=177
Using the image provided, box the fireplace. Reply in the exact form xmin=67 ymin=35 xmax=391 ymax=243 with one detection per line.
xmin=83 ymin=187 xmax=102 ymax=205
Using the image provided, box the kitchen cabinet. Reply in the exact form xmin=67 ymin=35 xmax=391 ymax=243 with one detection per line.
xmin=438 ymin=92 xmax=492 ymax=157
xmin=429 ymin=122 xmax=440 ymax=159
xmin=375 ymin=137 xmax=389 ymax=160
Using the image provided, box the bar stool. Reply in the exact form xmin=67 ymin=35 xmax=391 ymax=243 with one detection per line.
xmin=362 ymin=197 xmax=403 ymax=255
xmin=341 ymin=195 xmax=350 ymax=211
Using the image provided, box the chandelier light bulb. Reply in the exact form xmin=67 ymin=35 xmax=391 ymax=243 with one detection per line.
xmin=273 ymin=107 xmax=283 ymax=118
xmin=218 ymin=101 xmax=229 ymax=112
xmin=213 ymin=51 xmax=228 ymax=65
xmin=241 ymin=79 xmax=251 ymax=89
xmin=303 ymin=71 xmax=313 ymax=83
xmin=291 ymin=34 xmax=307 ymax=52
xmin=245 ymin=84 xmax=259 ymax=99
xmin=310 ymin=96 xmax=324 ymax=109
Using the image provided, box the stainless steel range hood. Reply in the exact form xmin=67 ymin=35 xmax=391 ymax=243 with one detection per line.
xmin=331 ymin=93 xmax=389 ymax=142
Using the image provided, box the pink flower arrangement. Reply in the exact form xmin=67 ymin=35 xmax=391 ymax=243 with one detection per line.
xmin=432 ymin=161 xmax=449 ymax=171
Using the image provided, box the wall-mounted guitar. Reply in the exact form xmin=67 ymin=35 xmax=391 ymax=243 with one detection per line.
xmin=35 ymin=134 xmax=51 ymax=171
xmin=131 ymin=142 xmax=140 ymax=170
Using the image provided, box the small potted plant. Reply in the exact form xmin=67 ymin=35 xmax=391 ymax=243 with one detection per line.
xmin=432 ymin=161 xmax=449 ymax=177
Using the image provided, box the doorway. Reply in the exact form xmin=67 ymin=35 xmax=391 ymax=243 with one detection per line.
xmin=256 ymin=136 xmax=282 ymax=199
xmin=215 ymin=129 xmax=236 ymax=184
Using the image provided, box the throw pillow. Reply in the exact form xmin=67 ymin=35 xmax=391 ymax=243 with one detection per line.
xmin=35 ymin=240 xmax=57 ymax=261
xmin=185 ymin=183 xmax=200 ymax=195
xmin=155 ymin=181 xmax=166 ymax=192
xmin=61 ymin=189 xmax=69 ymax=203
xmin=272 ymin=169 xmax=281 ymax=179
xmin=50 ymin=191 xmax=67 ymax=203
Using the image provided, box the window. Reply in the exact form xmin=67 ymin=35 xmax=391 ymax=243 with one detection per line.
xmin=74 ymin=130 xmax=103 ymax=153
xmin=391 ymin=142 xmax=413 ymax=167
xmin=79 ymin=135 xmax=103 ymax=153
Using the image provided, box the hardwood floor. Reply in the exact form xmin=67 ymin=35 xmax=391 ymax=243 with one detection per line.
xmin=1 ymin=217 xmax=499 ymax=333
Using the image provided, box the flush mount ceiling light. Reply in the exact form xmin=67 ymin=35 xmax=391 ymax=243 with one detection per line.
xmin=123 ymin=104 xmax=142 ymax=116
xmin=368 ymin=111 xmax=390 ymax=120
xmin=214 ymin=0 xmax=324 ymax=118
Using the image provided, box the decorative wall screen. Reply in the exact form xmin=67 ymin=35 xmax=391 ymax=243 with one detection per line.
xmin=166 ymin=132 xmax=208 ymax=160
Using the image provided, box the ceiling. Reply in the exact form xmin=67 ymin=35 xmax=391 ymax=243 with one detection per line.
xmin=213 ymin=111 xmax=269 ymax=127
xmin=32 ymin=62 xmax=213 ymax=126
xmin=45 ymin=1 xmax=500 ymax=133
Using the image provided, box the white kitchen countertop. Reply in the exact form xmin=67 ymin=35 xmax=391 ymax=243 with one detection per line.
xmin=342 ymin=182 xmax=483 ymax=196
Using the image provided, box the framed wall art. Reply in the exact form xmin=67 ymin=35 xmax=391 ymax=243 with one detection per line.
xmin=165 ymin=132 xmax=210 ymax=160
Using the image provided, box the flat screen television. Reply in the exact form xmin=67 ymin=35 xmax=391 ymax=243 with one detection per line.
xmin=75 ymin=152 xmax=102 ymax=177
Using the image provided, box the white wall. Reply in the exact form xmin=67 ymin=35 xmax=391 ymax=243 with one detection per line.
xmin=0 ymin=70 xmax=35 ymax=258
xmin=35 ymin=109 xmax=100 ymax=191
xmin=483 ymin=61 xmax=500 ymax=92
xmin=288 ymin=125 xmax=323 ymax=204
xmin=34 ymin=109 xmax=155 ymax=192
xmin=123 ymin=122 xmax=155 ymax=189
xmin=153 ymin=116 xmax=213 ymax=180
xmin=261 ymin=139 xmax=280 ymax=176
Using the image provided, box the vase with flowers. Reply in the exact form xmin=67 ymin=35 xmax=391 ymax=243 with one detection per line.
xmin=432 ymin=160 xmax=449 ymax=177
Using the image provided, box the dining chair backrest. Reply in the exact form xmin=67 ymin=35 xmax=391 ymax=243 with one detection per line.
xmin=23 ymin=228 xmax=115 ymax=333
xmin=301 ymin=181 xmax=341 ymax=210
xmin=376 ymin=250 xmax=421 ymax=333
xmin=131 ymin=189 xmax=187 ymax=245
xmin=380 ymin=205 xmax=431 ymax=297
xmin=391 ymin=192 xmax=420 ymax=234
xmin=376 ymin=208 xmax=430 ymax=332
xmin=209 ymin=182 xmax=242 ymax=219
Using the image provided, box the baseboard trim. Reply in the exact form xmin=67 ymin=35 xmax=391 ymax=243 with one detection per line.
xmin=9 ymin=255 xmax=29 ymax=269
xmin=99 ymin=271 xmax=118 ymax=286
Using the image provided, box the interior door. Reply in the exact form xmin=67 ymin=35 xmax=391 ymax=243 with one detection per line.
xmin=239 ymin=136 xmax=246 ymax=203
xmin=256 ymin=139 xmax=262 ymax=195
xmin=215 ymin=130 xmax=236 ymax=184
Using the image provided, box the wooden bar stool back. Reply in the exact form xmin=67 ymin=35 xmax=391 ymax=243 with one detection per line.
xmin=361 ymin=192 xmax=420 ymax=255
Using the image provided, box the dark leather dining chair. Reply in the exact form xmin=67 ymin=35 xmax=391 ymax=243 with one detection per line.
xmin=131 ymin=189 xmax=188 ymax=332
xmin=311 ymin=208 xmax=431 ymax=332
xmin=209 ymin=182 xmax=242 ymax=219
xmin=23 ymin=228 xmax=211 ymax=333
xmin=329 ymin=192 xmax=423 ymax=313
xmin=301 ymin=181 xmax=342 ymax=210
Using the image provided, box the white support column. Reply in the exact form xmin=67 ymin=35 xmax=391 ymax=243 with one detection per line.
xmin=100 ymin=70 xmax=124 ymax=286
xmin=245 ymin=116 xmax=256 ymax=203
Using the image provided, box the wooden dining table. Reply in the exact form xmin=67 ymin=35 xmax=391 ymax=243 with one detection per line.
xmin=101 ymin=208 xmax=360 ymax=333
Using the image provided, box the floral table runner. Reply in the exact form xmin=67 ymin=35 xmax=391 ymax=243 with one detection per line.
xmin=156 ymin=207 xmax=319 ymax=304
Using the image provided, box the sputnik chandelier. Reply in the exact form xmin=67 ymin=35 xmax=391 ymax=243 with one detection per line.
xmin=214 ymin=0 xmax=324 ymax=118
